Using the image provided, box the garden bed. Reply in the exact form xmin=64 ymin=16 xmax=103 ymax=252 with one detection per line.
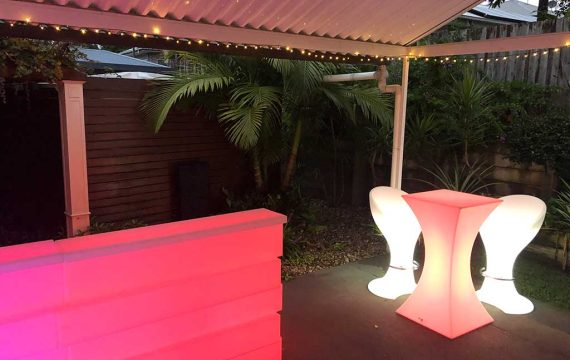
xmin=282 ymin=200 xmax=384 ymax=281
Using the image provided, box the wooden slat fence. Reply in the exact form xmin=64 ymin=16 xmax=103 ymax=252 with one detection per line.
xmin=435 ymin=18 xmax=570 ymax=88
xmin=83 ymin=78 xmax=247 ymax=224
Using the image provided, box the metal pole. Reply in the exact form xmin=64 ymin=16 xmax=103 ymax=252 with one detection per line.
xmin=322 ymin=71 xmax=379 ymax=83
xmin=390 ymin=57 xmax=409 ymax=189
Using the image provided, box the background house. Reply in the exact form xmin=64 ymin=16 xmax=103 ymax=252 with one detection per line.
xmin=462 ymin=0 xmax=541 ymax=24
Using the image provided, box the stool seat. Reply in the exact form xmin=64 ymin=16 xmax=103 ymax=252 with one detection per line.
xmin=367 ymin=186 xmax=421 ymax=300
xmin=477 ymin=195 xmax=546 ymax=315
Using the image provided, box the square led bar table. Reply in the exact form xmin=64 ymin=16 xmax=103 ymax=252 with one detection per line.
xmin=396 ymin=189 xmax=502 ymax=339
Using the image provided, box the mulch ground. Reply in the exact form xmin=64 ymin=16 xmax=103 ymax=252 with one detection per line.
xmin=282 ymin=200 xmax=386 ymax=280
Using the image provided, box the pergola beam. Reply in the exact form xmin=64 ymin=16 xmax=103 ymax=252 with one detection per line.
xmin=410 ymin=31 xmax=570 ymax=57
xmin=0 ymin=0 xmax=408 ymax=57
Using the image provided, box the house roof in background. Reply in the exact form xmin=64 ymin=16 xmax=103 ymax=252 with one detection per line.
xmin=90 ymin=71 xmax=172 ymax=79
xmin=467 ymin=1 xmax=538 ymax=23
xmin=78 ymin=48 xmax=170 ymax=73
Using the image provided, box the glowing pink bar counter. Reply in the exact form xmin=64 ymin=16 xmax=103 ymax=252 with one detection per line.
xmin=0 ymin=209 xmax=285 ymax=359
xmin=396 ymin=190 xmax=501 ymax=339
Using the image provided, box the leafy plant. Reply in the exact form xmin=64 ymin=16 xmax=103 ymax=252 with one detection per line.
xmin=547 ymin=179 xmax=570 ymax=232
xmin=445 ymin=69 xmax=496 ymax=164
xmin=0 ymin=38 xmax=82 ymax=80
xmin=0 ymin=37 xmax=84 ymax=103
xmin=415 ymin=158 xmax=496 ymax=194
xmin=141 ymin=53 xmax=391 ymax=193
xmin=363 ymin=121 xmax=393 ymax=183
xmin=404 ymin=113 xmax=447 ymax=162
xmin=505 ymin=107 xmax=570 ymax=180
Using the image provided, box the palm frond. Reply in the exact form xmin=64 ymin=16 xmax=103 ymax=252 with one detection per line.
xmin=414 ymin=158 xmax=496 ymax=194
xmin=218 ymin=105 xmax=265 ymax=150
xmin=268 ymin=59 xmax=333 ymax=100
xmin=343 ymin=85 xmax=392 ymax=125
xmin=140 ymin=70 xmax=234 ymax=132
xmin=547 ymin=179 xmax=570 ymax=230
xmin=218 ymin=84 xmax=281 ymax=150
xmin=321 ymin=82 xmax=357 ymax=121
xmin=229 ymin=83 xmax=281 ymax=111
xmin=405 ymin=113 xmax=446 ymax=160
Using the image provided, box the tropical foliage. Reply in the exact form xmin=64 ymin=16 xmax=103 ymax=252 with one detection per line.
xmin=141 ymin=53 xmax=391 ymax=192
xmin=0 ymin=37 xmax=83 ymax=103
xmin=489 ymin=82 xmax=570 ymax=180
xmin=445 ymin=69 xmax=495 ymax=165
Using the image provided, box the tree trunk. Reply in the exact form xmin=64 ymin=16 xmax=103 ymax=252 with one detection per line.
xmin=540 ymin=163 xmax=556 ymax=200
xmin=351 ymin=150 xmax=369 ymax=206
xmin=537 ymin=0 xmax=549 ymax=20
xmin=369 ymin=156 xmax=378 ymax=186
xmin=281 ymin=119 xmax=303 ymax=191
xmin=252 ymin=150 xmax=264 ymax=191
xmin=463 ymin=140 xmax=470 ymax=166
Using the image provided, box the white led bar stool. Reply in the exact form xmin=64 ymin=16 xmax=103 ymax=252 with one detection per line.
xmin=478 ymin=195 xmax=546 ymax=314
xmin=368 ymin=186 xmax=421 ymax=300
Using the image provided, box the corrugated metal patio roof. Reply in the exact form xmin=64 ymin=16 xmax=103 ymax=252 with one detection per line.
xmin=2 ymin=0 xmax=568 ymax=59
xmin=1 ymin=0 xmax=485 ymax=57
xmin=21 ymin=0 xmax=482 ymax=45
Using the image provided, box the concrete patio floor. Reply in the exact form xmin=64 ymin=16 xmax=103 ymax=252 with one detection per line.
xmin=282 ymin=256 xmax=570 ymax=360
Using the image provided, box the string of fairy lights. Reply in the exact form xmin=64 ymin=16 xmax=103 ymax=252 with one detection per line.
xmin=2 ymin=19 xmax=570 ymax=65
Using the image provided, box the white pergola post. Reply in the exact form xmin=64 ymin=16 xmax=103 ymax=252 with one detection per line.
xmin=57 ymin=80 xmax=90 ymax=237
xmin=323 ymin=60 xmax=411 ymax=190
xmin=389 ymin=57 xmax=410 ymax=189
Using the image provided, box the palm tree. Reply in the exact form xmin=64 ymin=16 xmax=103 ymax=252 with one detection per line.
xmin=140 ymin=53 xmax=281 ymax=190
xmin=446 ymin=68 xmax=495 ymax=165
xmin=268 ymin=59 xmax=391 ymax=190
xmin=141 ymin=53 xmax=391 ymax=192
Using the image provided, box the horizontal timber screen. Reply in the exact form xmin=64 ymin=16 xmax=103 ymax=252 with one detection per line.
xmin=84 ymin=78 xmax=247 ymax=224
xmin=0 ymin=209 xmax=285 ymax=359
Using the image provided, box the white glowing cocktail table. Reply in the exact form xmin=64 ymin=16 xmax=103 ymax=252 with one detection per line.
xmin=396 ymin=189 xmax=501 ymax=339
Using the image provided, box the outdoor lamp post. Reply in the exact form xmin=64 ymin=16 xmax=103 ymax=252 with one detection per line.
xmin=478 ymin=195 xmax=546 ymax=315
xmin=368 ymin=187 xmax=421 ymax=300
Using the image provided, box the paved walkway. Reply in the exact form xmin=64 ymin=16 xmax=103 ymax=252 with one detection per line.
xmin=282 ymin=256 xmax=570 ymax=360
